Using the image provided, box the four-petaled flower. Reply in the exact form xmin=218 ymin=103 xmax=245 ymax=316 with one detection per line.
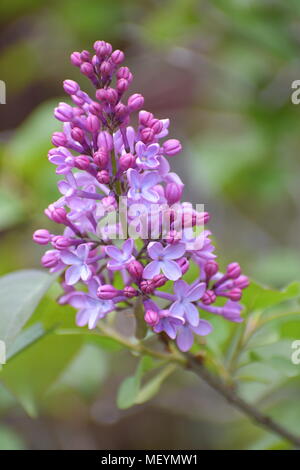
xmin=170 ymin=280 xmax=206 ymax=326
xmin=135 ymin=141 xmax=160 ymax=169
xmin=143 ymin=242 xmax=185 ymax=281
xmin=176 ymin=320 xmax=213 ymax=352
xmin=70 ymin=278 xmax=114 ymax=329
xmin=127 ymin=169 xmax=160 ymax=203
xmin=61 ymin=243 xmax=92 ymax=285
xmin=153 ymin=309 xmax=184 ymax=339
xmin=105 ymin=238 xmax=135 ymax=271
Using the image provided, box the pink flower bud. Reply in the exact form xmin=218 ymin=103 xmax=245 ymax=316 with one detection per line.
xmin=63 ymin=80 xmax=80 ymax=95
xmin=45 ymin=206 xmax=67 ymax=224
xmin=123 ymin=286 xmax=138 ymax=298
xmin=100 ymin=61 xmax=112 ymax=76
xmin=204 ymin=261 xmax=219 ymax=279
xmin=111 ymin=49 xmax=125 ymax=65
xmin=33 ymin=229 xmax=51 ymax=245
xmin=52 ymin=132 xmax=67 ymax=147
xmin=97 ymin=284 xmax=118 ymax=299
xmin=149 ymin=118 xmax=163 ymax=134
xmin=234 ymin=275 xmax=249 ymax=289
xmin=139 ymin=110 xmax=153 ymax=126
xmin=95 ymin=42 xmax=112 ymax=58
xmin=177 ymin=257 xmax=189 ymax=275
xmin=97 ymin=131 xmax=113 ymax=151
xmin=115 ymin=103 xmax=128 ymax=120
xmin=86 ymin=115 xmax=100 ymax=133
xmin=140 ymin=127 xmax=154 ymax=144
xmin=117 ymin=66 xmax=131 ymax=80
xmin=227 ymin=263 xmax=241 ymax=279
xmin=144 ymin=310 xmax=159 ymax=327
xmin=54 ymin=103 xmax=73 ymax=122
xmin=41 ymin=250 xmax=60 ymax=268
xmin=127 ymin=260 xmax=144 ymax=279
xmin=80 ymin=50 xmax=91 ymax=62
xmin=94 ymin=148 xmax=109 ymax=169
xmin=165 ymin=182 xmax=183 ymax=204
xmin=117 ymin=79 xmax=129 ymax=94
xmin=128 ymin=93 xmax=144 ymax=112
xmin=71 ymin=127 xmax=85 ymax=143
xmin=164 ymin=230 xmax=180 ymax=244
xmin=52 ymin=235 xmax=72 ymax=250
xmin=97 ymin=170 xmax=110 ymax=184
xmin=227 ymin=288 xmax=242 ymax=302
xmin=140 ymin=280 xmax=155 ymax=294
xmin=201 ymin=290 xmax=216 ymax=305
xmin=80 ymin=62 xmax=94 ymax=77
xmin=119 ymin=153 xmax=136 ymax=171
xmin=89 ymin=101 xmax=102 ymax=115
xmin=70 ymin=52 xmax=82 ymax=67
xmin=153 ymin=274 xmax=167 ymax=288
xmin=75 ymin=155 xmax=90 ymax=170
xmin=163 ymin=139 xmax=182 ymax=156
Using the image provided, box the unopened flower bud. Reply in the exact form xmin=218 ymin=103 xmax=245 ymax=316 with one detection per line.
xmin=163 ymin=139 xmax=182 ymax=156
xmin=144 ymin=310 xmax=159 ymax=327
xmin=140 ymin=280 xmax=155 ymax=294
xmin=52 ymin=235 xmax=72 ymax=250
xmin=94 ymin=148 xmax=109 ymax=169
xmin=139 ymin=110 xmax=153 ymax=126
xmin=63 ymin=80 xmax=80 ymax=95
xmin=234 ymin=275 xmax=249 ymax=289
xmin=70 ymin=52 xmax=82 ymax=67
xmin=140 ymin=127 xmax=154 ymax=144
xmin=80 ymin=62 xmax=94 ymax=77
xmin=117 ymin=78 xmax=129 ymax=94
xmin=75 ymin=155 xmax=90 ymax=170
xmin=41 ymin=250 xmax=60 ymax=268
xmin=97 ymin=284 xmax=118 ymax=299
xmin=128 ymin=93 xmax=144 ymax=112
xmin=153 ymin=274 xmax=167 ymax=288
xmin=97 ymin=170 xmax=110 ymax=184
xmin=71 ymin=127 xmax=85 ymax=143
xmin=111 ymin=49 xmax=125 ymax=64
xmin=227 ymin=263 xmax=241 ymax=279
xmin=201 ymin=290 xmax=216 ymax=305
xmin=204 ymin=261 xmax=219 ymax=279
xmin=54 ymin=103 xmax=73 ymax=122
xmin=149 ymin=118 xmax=163 ymax=134
xmin=177 ymin=257 xmax=189 ymax=275
xmin=227 ymin=288 xmax=242 ymax=302
xmin=86 ymin=115 xmax=100 ymax=133
xmin=33 ymin=229 xmax=51 ymax=245
xmin=45 ymin=205 xmax=67 ymax=224
xmin=119 ymin=153 xmax=136 ymax=171
xmin=97 ymin=131 xmax=113 ymax=151
xmin=165 ymin=182 xmax=183 ymax=204
xmin=52 ymin=132 xmax=67 ymax=147
xmin=127 ymin=260 xmax=144 ymax=279
xmin=123 ymin=286 xmax=138 ymax=298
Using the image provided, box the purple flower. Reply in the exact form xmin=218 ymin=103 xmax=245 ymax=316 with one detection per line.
xmin=48 ymin=147 xmax=75 ymax=174
xmin=61 ymin=243 xmax=92 ymax=285
xmin=153 ymin=309 xmax=184 ymax=339
xmin=127 ymin=169 xmax=160 ymax=203
xmin=135 ymin=141 xmax=160 ymax=169
xmin=176 ymin=320 xmax=213 ymax=352
xmin=70 ymin=278 xmax=114 ymax=329
xmin=143 ymin=242 xmax=185 ymax=281
xmin=106 ymin=238 xmax=135 ymax=271
xmin=170 ymin=280 xmax=206 ymax=326
xmin=199 ymin=300 xmax=243 ymax=323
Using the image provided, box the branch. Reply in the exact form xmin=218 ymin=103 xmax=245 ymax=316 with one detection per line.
xmin=185 ymin=353 xmax=300 ymax=448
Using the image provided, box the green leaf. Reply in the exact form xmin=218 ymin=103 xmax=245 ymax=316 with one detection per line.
xmin=242 ymin=280 xmax=300 ymax=312
xmin=135 ymin=364 xmax=177 ymax=405
xmin=117 ymin=375 xmax=140 ymax=410
xmin=0 ymin=270 xmax=57 ymax=346
xmin=6 ymin=323 xmax=50 ymax=361
xmin=0 ymin=426 xmax=25 ymax=450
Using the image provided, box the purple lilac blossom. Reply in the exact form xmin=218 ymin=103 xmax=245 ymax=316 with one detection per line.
xmin=33 ymin=39 xmax=249 ymax=352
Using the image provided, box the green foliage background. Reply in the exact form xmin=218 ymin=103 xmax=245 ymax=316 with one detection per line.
xmin=1 ymin=0 xmax=300 ymax=450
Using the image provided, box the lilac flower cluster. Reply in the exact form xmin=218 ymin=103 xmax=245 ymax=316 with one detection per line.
xmin=33 ymin=40 xmax=249 ymax=352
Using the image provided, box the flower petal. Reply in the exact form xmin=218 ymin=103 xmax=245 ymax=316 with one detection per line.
xmin=65 ymin=265 xmax=81 ymax=285
xmin=60 ymin=250 xmax=80 ymax=265
xmin=186 ymin=282 xmax=206 ymax=302
xmin=173 ymin=280 xmax=188 ymax=298
xmin=192 ymin=319 xmax=213 ymax=336
xmin=184 ymin=302 xmax=199 ymax=327
xmin=176 ymin=326 xmax=194 ymax=352
xmin=143 ymin=260 xmax=161 ymax=279
xmin=161 ymin=260 xmax=182 ymax=281
xmin=148 ymin=242 xmax=164 ymax=260
xmin=164 ymin=243 xmax=186 ymax=260
xmin=80 ymin=264 xmax=92 ymax=281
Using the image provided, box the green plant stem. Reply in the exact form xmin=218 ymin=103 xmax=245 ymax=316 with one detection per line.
xmin=96 ymin=322 xmax=300 ymax=447
xmin=184 ymin=352 xmax=300 ymax=448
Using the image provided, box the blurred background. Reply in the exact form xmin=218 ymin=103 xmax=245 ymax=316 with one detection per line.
xmin=0 ymin=0 xmax=300 ymax=450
